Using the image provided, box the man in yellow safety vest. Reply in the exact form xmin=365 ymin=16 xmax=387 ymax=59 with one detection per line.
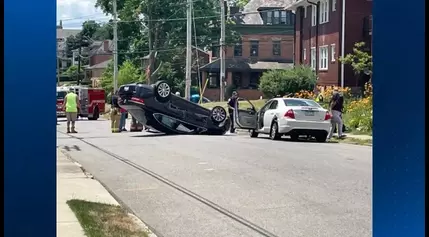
xmin=63 ymin=88 xmax=80 ymax=133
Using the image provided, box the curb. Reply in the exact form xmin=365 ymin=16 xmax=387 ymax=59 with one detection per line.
xmin=59 ymin=149 xmax=160 ymax=237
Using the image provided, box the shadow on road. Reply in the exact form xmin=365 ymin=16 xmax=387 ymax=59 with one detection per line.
xmin=258 ymin=136 xmax=339 ymax=144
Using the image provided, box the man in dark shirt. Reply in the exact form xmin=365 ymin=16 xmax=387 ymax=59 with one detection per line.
xmin=110 ymin=90 xmax=122 ymax=133
xmin=227 ymin=91 xmax=238 ymax=133
xmin=328 ymin=89 xmax=346 ymax=139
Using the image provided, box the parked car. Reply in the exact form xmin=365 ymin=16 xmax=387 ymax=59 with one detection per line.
xmin=117 ymin=81 xmax=230 ymax=135
xmin=234 ymin=97 xmax=332 ymax=142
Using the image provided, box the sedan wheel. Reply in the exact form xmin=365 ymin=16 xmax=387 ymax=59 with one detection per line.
xmin=269 ymin=122 xmax=281 ymax=140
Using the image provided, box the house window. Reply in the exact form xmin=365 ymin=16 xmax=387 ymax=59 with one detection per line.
xmin=310 ymin=47 xmax=316 ymax=70
xmin=280 ymin=11 xmax=287 ymax=24
xmin=331 ymin=44 xmax=336 ymax=62
xmin=319 ymin=0 xmax=329 ymax=24
xmin=311 ymin=5 xmax=317 ymax=26
xmin=272 ymin=41 xmax=281 ymax=56
xmin=249 ymin=72 xmax=261 ymax=89
xmin=232 ymin=72 xmax=243 ymax=87
xmin=234 ymin=42 xmax=242 ymax=57
xmin=273 ymin=11 xmax=280 ymax=24
xmin=208 ymin=73 xmax=220 ymax=88
xmin=303 ymin=48 xmax=307 ymax=61
xmin=250 ymin=40 xmax=259 ymax=56
xmin=319 ymin=46 xmax=329 ymax=70
xmin=266 ymin=11 xmax=273 ymax=24
xmin=332 ymin=0 xmax=337 ymax=11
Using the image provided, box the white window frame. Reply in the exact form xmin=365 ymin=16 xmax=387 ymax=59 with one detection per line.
xmin=319 ymin=0 xmax=329 ymax=24
xmin=332 ymin=0 xmax=337 ymax=11
xmin=330 ymin=44 xmax=336 ymax=62
xmin=319 ymin=45 xmax=329 ymax=70
xmin=303 ymin=48 xmax=307 ymax=61
xmin=311 ymin=5 xmax=317 ymax=26
xmin=304 ymin=6 xmax=307 ymax=18
xmin=310 ymin=47 xmax=316 ymax=70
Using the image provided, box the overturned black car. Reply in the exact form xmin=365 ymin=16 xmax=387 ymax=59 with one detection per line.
xmin=118 ymin=81 xmax=230 ymax=135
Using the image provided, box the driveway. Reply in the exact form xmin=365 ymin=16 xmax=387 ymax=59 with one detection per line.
xmin=57 ymin=118 xmax=372 ymax=237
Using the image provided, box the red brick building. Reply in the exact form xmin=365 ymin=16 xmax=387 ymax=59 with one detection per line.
xmin=200 ymin=0 xmax=295 ymax=101
xmin=84 ymin=40 xmax=113 ymax=87
xmin=285 ymin=0 xmax=372 ymax=88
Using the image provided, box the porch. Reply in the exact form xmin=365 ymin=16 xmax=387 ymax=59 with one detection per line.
xmin=199 ymin=58 xmax=293 ymax=101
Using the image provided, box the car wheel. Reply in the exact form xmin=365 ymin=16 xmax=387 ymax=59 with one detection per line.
xmin=269 ymin=122 xmax=281 ymax=140
xmin=210 ymin=106 xmax=227 ymax=123
xmin=315 ymin=134 xmax=328 ymax=142
xmin=249 ymin=129 xmax=258 ymax=138
xmin=290 ymin=134 xmax=299 ymax=141
xmin=154 ymin=80 xmax=171 ymax=102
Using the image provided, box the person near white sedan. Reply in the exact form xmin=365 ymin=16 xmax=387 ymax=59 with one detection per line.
xmin=328 ymin=89 xmax=346 ymax=139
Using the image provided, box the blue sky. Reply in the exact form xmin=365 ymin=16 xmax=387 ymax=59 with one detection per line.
xmin=57 ymin=0 xmax=110 ymax=29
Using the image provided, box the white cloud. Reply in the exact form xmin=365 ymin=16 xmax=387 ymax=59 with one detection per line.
xmin=57 ymin=0 xmax=110 ymax=28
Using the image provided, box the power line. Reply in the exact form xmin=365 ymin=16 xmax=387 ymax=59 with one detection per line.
xmin=59 ymin=8 xmax=292 ymax=26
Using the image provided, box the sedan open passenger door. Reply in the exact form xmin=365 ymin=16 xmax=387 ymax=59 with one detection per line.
xmin=233 ymin=97 xmax=257 ymax=129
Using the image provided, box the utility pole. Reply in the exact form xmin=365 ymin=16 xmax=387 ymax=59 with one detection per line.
xmin=219 ymin=0 xmax=226 ymax=101
xmin=112 ymin=0 xmax=119 ymax=92
xmin=77 ymin=37 xmax=82 ymax=85
xmin=184 ymin=0 xmax=192 ymax=100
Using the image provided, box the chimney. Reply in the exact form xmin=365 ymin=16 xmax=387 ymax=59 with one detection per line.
xmin=103 ymin=40 xmax=109 ymax=52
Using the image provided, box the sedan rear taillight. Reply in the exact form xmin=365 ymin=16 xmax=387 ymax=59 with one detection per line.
xmin=324 ymin=111 xmax=332 ymax=120
xmin=284 ymin=109 xmax=295 ymax=119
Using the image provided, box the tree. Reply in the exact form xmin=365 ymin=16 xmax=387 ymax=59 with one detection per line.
xmin=100 ymin=60 xmax=143 ymax=93
xmin=259 ymin=66 xmax=317 ymax=98
xmin=339 ymin=42 xmax=372 ymax=79
xmin=94 ymin=0 xmax=238 ymax=84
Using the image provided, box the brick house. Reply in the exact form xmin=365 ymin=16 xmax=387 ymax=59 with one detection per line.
xmin=285 ymin=0 xmax=372 ymax=89
xmin=83 ymin=40 xmax=113 ymax=87
xmin=200 ymin=0 xmax=295 ymax=101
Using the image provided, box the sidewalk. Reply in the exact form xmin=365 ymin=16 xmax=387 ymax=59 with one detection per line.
xmin=57 ymin=149 xmax=156 ymax=237
xmin=57 ymin=149 xmax=119 ymax=237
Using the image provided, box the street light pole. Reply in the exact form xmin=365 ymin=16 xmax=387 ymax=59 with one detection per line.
xmin=112 ymin=0 xmax=119 ymax=92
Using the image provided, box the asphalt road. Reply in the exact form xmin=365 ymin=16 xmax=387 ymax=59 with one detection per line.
xmin=57 ymin=118 xmax=372 ymax=237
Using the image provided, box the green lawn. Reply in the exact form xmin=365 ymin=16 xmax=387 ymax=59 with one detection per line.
xmin=67 ymin=199 xmax=149 ymax=237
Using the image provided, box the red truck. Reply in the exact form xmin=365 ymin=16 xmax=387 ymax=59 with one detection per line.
xmin=56 ymin=86 xmax=106 ymax=120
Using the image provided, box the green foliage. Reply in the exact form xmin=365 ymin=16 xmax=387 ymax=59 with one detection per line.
xmin=339 ymin=42 xmax=372 ymax=76
xmin=259 ymin=66 xmax=317 ymax=98
xmin=343 ymin=96 xmax=373 ymax=134
xmin=63 ymin=65 xmax=79 ymax=76
xmin=100 ymin=60 xmax=142 ymax=93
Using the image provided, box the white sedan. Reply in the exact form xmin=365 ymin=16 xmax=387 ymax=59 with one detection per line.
xmin=233 ymin=97 xmax=332 ymax=142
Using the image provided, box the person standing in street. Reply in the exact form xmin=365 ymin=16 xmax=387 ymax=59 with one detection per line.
xmin=110 ymin=91 xmax=122 ymax=133
xmin=63 ymin=88 xmax=80 ymax=133
xmin=227 ymin=91 xmax=238 ymax=133
xmin=119 ymin=107 xmax=128 ymax=132
xmin=328 ymin=89 xmax=346 ymax=139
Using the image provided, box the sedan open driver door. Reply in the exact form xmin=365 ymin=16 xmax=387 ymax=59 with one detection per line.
xmin=233 ymin=98 xmax=257 ymax=130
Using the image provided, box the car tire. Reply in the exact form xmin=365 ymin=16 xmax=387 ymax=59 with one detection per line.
xmin=269 ymin=121 xmax=281 ymax=140
xmin=290 ymin=134 xmax=299 ymax=141
xmin=210 ymin=106 xmax=227 ymax=123
xmin=249 ymin=129 xmax=258 ymax=138
xmin=315 ymin=134 xmax=328 ymax=142
xmin=154 ymin=80 xmax=171 ymax=102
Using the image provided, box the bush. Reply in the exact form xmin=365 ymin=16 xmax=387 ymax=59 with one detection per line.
xmin=343 ymin=96 xmax=373 ymax=133
xmin=259 ymin=65 xmax=317 ymax=98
